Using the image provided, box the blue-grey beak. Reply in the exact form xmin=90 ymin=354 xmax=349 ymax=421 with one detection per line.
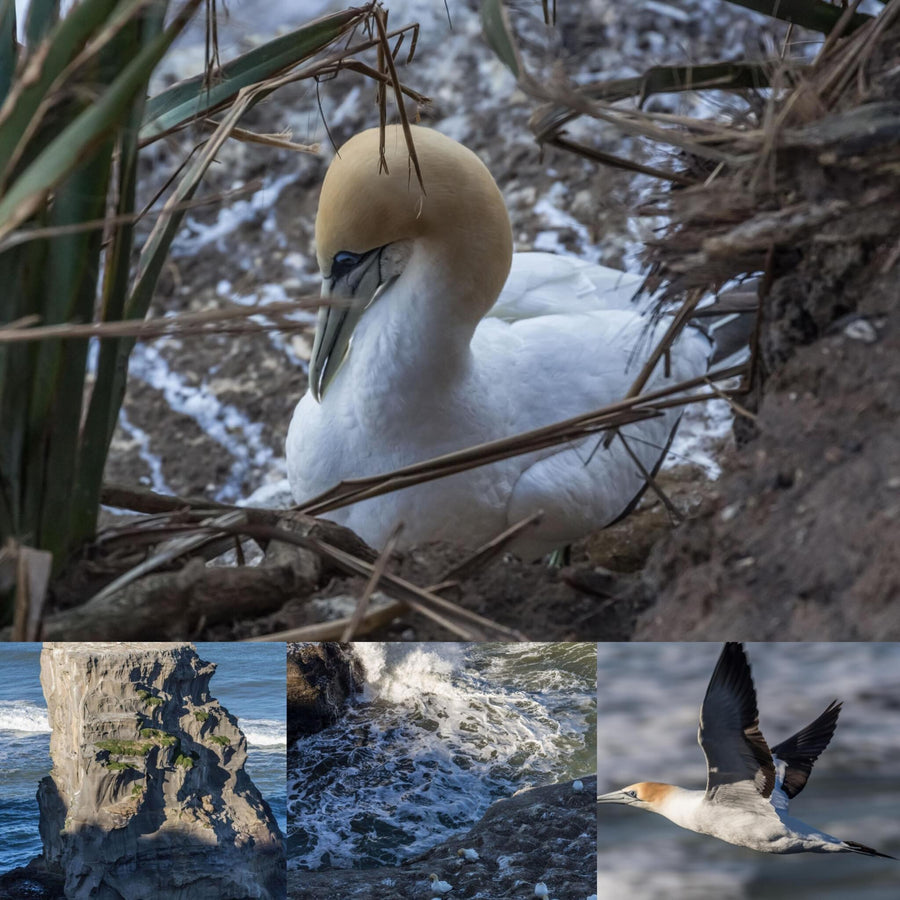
xmin=308 ymin=248 xmax=387 ymax=402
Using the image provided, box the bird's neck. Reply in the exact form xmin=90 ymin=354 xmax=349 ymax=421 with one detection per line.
xmin=350 ymin=241 xmax=491 ymax=394
xmin=648 ymin=785 xmax=706 ymax=828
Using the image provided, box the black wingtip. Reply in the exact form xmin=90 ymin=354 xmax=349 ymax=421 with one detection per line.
xmin=770 ymin=698 xmax=843 ymax=800
xmin=843 ymin=839 xmax=897 ymax=860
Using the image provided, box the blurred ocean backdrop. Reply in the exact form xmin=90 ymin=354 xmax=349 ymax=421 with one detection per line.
xmin=597 ymin=643 xmax=900 ymax=900
xmin=0 ymin=643 xmax=286 ymax=874
xmin=288 ymin=642 xmax=596 ymax=870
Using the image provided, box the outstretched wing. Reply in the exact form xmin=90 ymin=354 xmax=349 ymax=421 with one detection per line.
xmin=769 ymin=700 xmax=842 ymax=811
xmin=700 ymin=643 xmax=776 ymax=811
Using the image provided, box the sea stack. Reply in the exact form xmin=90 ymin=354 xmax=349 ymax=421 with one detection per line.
xmin=37 ymin=642 xmax=284 ymax=900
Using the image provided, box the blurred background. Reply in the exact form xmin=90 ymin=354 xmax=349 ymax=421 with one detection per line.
xmin=597 ymin=642 xmax=900 ymax=899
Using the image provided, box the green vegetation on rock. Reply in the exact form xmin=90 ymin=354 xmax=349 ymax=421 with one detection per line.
xmin=140 ymin=728 xmax=177 ymax=745
xmin=96 ymin=739 xmax=153 ymax=756
xmin=208 ymin=735 xmax=231 ymax=746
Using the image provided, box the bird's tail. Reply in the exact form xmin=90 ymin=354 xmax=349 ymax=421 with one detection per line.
xmin=843 ymin=839 xmax=896 ymax=859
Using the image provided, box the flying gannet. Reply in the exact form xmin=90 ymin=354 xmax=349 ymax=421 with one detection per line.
xmin=597 ymin=642 xmax=896 ymax=858
xmin=286 ymin=124 xmax=714 ymax=559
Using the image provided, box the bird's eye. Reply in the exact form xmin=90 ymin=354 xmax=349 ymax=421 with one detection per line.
xmin=331 ymin=250 xmax=362 ymax=279
xmin=626 ymin=790 xmax=637 ymax=798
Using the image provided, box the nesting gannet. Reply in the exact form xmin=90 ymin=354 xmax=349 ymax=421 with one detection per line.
xmin=534 ymin=883 xmax=549 ymax=898
xmin=428 ymin=873 xmax=452 ymax=894
xmin=286 ymin=125 xmax=713 ymax=559
xmin=572 ymin=779 xmax=584 ymax=792
xmin=597 ymin=642 xmax=897 ymax=857
xmin=457 ymin=848 xmax=479 ymax=861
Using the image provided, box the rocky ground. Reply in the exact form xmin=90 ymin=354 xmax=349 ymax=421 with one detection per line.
xmin=43 ymin=0 xmax=897 ymax=639
xmin=289 ymin=775 xmax=597 ymax=900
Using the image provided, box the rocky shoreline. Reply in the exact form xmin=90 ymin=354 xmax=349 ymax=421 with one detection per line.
xmin=289 ymin=776 xmax=597 ymax=900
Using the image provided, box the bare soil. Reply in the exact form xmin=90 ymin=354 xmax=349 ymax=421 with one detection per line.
xmin=636 ymin=243 xmax=900 ymax=639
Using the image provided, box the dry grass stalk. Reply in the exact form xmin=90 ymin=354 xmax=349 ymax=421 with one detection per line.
xmin=342 ymin=523 xmax=403 ymax=640
xmin=298 ymin=361 xmax=747 ymax=517
xmin=435 ymin=511 xmax=544 ymax=585
xmin=0 ymin=298 xmax=320 ymax=343
xmin=92 ymin=485 xmax=523 ymax=641
xmin=248 ymin=601 xmax=405 ymax=642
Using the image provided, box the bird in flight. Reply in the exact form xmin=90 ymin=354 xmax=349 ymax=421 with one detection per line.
xmin=597 ymin=642 xmax=896 ymax=857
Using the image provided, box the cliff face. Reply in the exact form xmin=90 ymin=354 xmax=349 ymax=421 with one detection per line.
xmin=38 ymin=642 xmax=284 ymax=900
xmin=286 ymin=643 xmax=364 ymax=743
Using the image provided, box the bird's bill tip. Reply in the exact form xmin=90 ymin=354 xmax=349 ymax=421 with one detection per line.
xmin=308 ymin=301 xmax=356 ymax=403
xmin=596 ymin=788 xmax=632 ymax=804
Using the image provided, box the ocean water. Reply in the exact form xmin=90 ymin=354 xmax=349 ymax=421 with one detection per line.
xmin=597 ymin=643 xmax=900 ymax=900
xmin=287 ymin=641 xmax=597 ymax=871
xmin=0 ymin=642 xmax=286 ymax=875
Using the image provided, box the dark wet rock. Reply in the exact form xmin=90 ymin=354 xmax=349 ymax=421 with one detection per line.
xmin=287 ymin=643 xmax=365 ymax=743
xmin=288 ymin=776 xmax=597 ymax=900
xmin=32 ymin=643 xmax=284 ymax=900
xmin=0 ymin=859 xmax=66 ymax=899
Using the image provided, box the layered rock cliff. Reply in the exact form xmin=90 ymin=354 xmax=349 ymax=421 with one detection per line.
xmin=37 ymin=642 xmax=284 ymax=900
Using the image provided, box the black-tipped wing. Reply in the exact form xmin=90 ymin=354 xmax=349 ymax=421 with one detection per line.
xmin=700 ymin=643 xmax=776 ymax=808
xmin=770 ymin=700 xmax=842 ymax=801
xmin=843 ymin=839 xmax=897 ymax=860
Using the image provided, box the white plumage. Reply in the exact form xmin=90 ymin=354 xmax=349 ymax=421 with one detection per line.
xmin=428 ymin=873 xmax=452 ymax=894
xmin=597 ymin=642 xmax=897 ymax=858
xmin=287 ymin=125 xmax=711 ymax=558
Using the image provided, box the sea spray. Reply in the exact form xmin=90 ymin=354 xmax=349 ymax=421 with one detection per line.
xmin=288 ymin=643 xmax=595 ymax=871
xmin=0 ymin=701 xmax=51 ymax=734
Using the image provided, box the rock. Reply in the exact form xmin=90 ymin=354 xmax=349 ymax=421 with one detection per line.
xmin=288 ymin=776 xmax=597 ymax=899
xmin=35 ymin=642 xmax=284 ymax=900
xmin=286 ymin=643 xmax=364 ymax=743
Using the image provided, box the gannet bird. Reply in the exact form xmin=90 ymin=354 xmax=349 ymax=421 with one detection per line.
xmin=428 ymin=873 xmax=452 ymax=894
xmin=597 ymin=642 xmax=896 ymax=858
xmin=534 ymin=883 xmax=550 ymax=898
xmin=457 ymin=848 xmax=479 ymax=861
xmin=286 ymin=124 xmax=713 ymax=558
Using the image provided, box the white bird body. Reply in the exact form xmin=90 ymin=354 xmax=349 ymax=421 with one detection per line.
xmin=597 ymin=643 xmax=896 ymax=858
xmin=286 ymin=125 xmax=711 ymax=558
xmin=639 ymin=783 xmax=860 ymax=854
xmin=428 ymin=873 xmax=452 ymax=894
xmin=457 ymin=847 xmax=479 ymax=861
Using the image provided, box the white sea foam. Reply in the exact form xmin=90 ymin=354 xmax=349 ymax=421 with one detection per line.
xmin=241 ymin=717 xmax=287 ymax=749
xmin=0 ymin=701 xmax=50 ymax=734
xmin=289 ymin=643 xmax=595 ymax=871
